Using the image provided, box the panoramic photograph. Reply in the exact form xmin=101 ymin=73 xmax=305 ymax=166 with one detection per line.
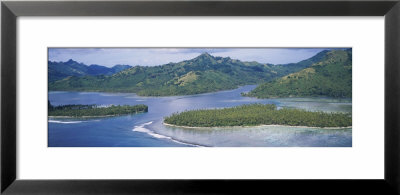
xmin=48 ymin=48 xmax=352 ymax=147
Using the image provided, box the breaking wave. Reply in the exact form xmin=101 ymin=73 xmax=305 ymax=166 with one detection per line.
xmin=133 ymin=121 xmax=203 ymax=147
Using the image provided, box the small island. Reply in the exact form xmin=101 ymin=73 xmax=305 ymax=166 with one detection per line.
xmin=48 ymin=101 xmax=148 ymax=117
xmin=164 ymin=104 xmax=351 ymax=128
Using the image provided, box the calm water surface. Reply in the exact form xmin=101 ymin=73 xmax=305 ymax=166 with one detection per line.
xmin=48 ymin=85 xmax=352 ymax=147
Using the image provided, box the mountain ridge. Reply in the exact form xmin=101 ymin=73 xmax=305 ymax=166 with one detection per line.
xmin=48 ymin=50 xmax=347 ymax=97
xmin=48 ymin=59 xmax=132 ymax=82
xmin=49 ymin=53 xmax=281 ymax=96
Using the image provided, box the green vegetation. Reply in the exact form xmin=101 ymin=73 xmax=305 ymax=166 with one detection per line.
xmin=49 ymin=52 xmax=325 ymax=96
xmin=164 ymin=104 xmax=351 ymax=128
xmin=269 ymin=50 xmax=330 ymax=76
xmin=48 ymin=101 xmax=148 ymax=117
xmin=245 ymin=49 xmax=352 ymax=98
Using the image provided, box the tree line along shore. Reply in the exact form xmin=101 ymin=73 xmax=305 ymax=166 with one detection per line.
xmin=164 ymin=104 xmax=351 ymax=128
xmin=48 ymin=101 xmax=148 ymax=117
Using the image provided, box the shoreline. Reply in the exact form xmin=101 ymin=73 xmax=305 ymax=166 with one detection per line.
xmin=48 ymin=88 xmax=352 ymax=101
xmin=163 ymin=122 xmax=352 ymax=130
xmin=48 ymin=112 xmax=145 ymax=118
xmin=48 ymin=87 xmax=245 ymax=98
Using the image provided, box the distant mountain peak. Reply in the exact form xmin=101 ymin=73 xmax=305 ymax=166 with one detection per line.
xmin=197 ymin=52 xmax=214 ymax=58
xmin=65 ymin=59 xmax=79 ymax=65
xmin=48 ymin=60 xmax=132 ymax=82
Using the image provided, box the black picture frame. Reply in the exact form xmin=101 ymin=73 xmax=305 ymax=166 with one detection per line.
xmin=1 ymin=0 xmax=399 ymax=194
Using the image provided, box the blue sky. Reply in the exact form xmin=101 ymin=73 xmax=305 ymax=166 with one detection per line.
xmin=48 ymin=48 xmax=329 ymax=67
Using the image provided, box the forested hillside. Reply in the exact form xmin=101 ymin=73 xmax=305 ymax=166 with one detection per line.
xmin=245 ymin=49 xmax=352 ymax=98
xmin=49 ymin=50 xmax=350 ymax=97
xmin=49 ymin=53 xmax=303 ymax=96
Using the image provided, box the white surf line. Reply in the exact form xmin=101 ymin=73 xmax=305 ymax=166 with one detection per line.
xmin=48 ymin=119 xmax=100 ymax=124
xmin=132 ymin=121 xmax=204 ymax=147
xmin=48 ymin=120 xmax=85 ymax=124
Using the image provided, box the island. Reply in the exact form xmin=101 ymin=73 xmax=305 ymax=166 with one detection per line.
xmin=164 ymin=104 xmax=351 ymax=128
xmin=48 ymin=101 xmax=148 ymax=117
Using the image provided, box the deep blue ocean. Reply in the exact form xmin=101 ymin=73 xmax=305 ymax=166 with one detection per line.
xmin=48 ymin=85 xmax=352 ymax=147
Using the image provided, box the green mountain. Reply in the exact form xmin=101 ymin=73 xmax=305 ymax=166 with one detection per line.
xmin=49 ymin=50 xmax=341 ymax=97
xmin=271 ymin=50 xmax=330 ymax=76
xmin=49 ymin=53 xmax=282 ymax=96
xmin=48 ymin=59 xmax=131 ymax=82
xmin=245 ymin=49 xmax=352 ymax=98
